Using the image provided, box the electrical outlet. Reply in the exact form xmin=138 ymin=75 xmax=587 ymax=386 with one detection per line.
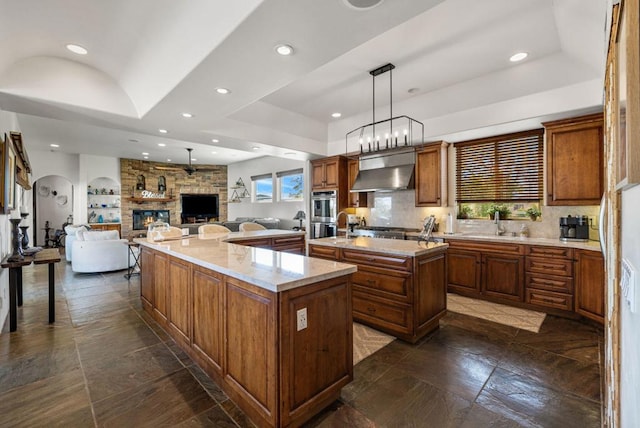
xmin=296 ymin=307 xmax=307 ymax=331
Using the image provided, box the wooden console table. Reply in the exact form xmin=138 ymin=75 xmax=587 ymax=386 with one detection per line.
xmin=1 ymin=249 xmax=61 ymax=332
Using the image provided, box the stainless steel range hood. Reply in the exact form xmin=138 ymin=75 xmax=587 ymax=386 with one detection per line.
xmin=350 ymin=147 xmax=415 ymax=192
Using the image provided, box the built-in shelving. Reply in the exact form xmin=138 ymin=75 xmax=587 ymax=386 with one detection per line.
xmin=126 ymin=197 xmax=175 ymax=204
xmin=87 ymin=177 xmax=121 ymax=224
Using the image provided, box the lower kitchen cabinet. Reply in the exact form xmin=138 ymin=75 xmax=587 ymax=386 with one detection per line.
xmin=575 ymin=249 xmax=605 ymax=323
xmin=231 ymin=234 xmax=305 ymax=255
xmin=447 ymin=239 xmax=605 ymax=324
xmin=446 ymin=240 xmax=524 ymax=304
xmin=308 ymin=244 xmax=447 ymax=343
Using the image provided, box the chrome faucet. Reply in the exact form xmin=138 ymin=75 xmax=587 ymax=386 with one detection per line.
xmin=336 ymin=211 xmax=350 ymax=239
xmin=494 ymin=211 xmax=505 ymax=236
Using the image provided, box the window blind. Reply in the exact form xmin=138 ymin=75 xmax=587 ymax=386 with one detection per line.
xmin=276 ymin=168 xmax=303 ymax=178
xmin=250 ymin=173 xmax=272 ymax=181
xmin=455 ymin=129 xmax=543 ymax=202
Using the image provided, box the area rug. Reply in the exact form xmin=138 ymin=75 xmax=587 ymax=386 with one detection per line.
xmin=353 ymin=322 xmax=396 ymax=365
xmin=447 ymin=293 xmax=546 ymax=333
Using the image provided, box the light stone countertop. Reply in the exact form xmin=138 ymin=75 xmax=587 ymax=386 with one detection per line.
xmin=427 ymin=232 xmax=602 ymax=252
xmin=308 ymin=236 xmax=449 ymax=257
xmin=136 ymin=230 xmax=356 ymax=293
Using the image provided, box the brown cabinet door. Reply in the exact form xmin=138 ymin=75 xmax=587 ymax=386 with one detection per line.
xmin=482 ymin=254 xmax=524 ymax=302
xmin=153 ymin=252 xmax=168 ymax=324
xmin=192 ymin=267 xmax=223 ymax=374
xmin=575 ymin=249 xmax=605 ymax=323
xmin=415 ymin=145 xmax=441 ymax=206
xmin=347 ymin=159 xmax=367 ymax=207
xmin=544 ymin=113 xmax=604 ymax=206
xmin=311 ymin=160 xmax=326 ymax=189
xmin=414 ymin=252 xmax=447 ymax=329
xmin=446 ymin=249 xmax=481 ymax=295
xmin=323 ymin=158 xmax=339 ymax=188
xmin=168 ymin=257 xmax=191 ymax=345
xmin=140 ymin=248 xmax=154 ymax=309
xmin=307 ymin=244 xmax=339 ymax=260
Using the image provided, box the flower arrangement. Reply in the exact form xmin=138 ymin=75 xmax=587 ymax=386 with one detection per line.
xmin=488 ymin=204 xmax=511 ymax=220
xmin=526 ymin=207 xmax=541 ymax=221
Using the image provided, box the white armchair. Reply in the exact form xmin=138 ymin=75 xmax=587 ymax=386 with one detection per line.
xmin=71 ymin=229 xmax=134 ymax=273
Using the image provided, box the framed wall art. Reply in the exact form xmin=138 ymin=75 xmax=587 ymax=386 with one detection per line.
xmin=616 ymin=0 xmax=640 ymax=190
xmin=4 ymin=132 xmax=16 ymax=211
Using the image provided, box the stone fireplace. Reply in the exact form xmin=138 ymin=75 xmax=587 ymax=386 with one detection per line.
xmin=119 ymin=158 xmax=228 ymax=237
xmin=132 ymin=209 xmax=170 ymax=230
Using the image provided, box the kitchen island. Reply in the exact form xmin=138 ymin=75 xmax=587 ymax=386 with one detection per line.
xmin=308 ymin=237 xmax=448 ymax=343
xmin=137 ymin=230 xmax=356 ymax=428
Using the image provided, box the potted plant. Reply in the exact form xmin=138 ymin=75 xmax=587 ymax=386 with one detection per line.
xmin=457 ymin=205 xmax=473 ymax=219
xmin=488 ymin=204 xmax=510 ymax=220
xmin=526 ymin=207 xmax=541 ymax=221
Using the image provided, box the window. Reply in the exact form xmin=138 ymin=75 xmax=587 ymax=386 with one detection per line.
xmin=251 ymin=173 xmax=273 ymax=202
xmin=455 ymin=129 xmax=543 ymax=218
xmin=277 ymin=168 xmax=304 ymax=201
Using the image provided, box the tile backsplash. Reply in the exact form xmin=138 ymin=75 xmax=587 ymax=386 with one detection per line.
xmin=354 ymin=189 xmax=600 ymax=240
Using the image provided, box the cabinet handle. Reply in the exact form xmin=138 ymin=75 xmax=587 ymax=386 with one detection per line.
xmin=367 ymin=258 xmax=375 ymax=262
xmin=367 ymin=307 xmax=376 ymax=313
xmin=366 ymin=279 xmax=376 ymax=285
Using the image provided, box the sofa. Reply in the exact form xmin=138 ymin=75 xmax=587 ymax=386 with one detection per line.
xmin=64 ymin=224 xmax=91 ymax=262
xmin=71 ymin=229 xmax=135 ymax=273
xmin=176 ymin=217 xmax=284 ymax=234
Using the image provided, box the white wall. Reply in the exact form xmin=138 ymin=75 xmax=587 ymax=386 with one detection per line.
xmin=227 ymin=156 xmax=307 ymax=229
xmin=0 ymin=110 xmax=21 ymax=332
xmin=620 ymin=185 xmax=640 ymax=426
xmin=33 ymin=176 xmax=73 ymax=246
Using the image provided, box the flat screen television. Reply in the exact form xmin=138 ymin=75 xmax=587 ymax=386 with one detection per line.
xmin=180 ymin=193 xmax=219 ymax=222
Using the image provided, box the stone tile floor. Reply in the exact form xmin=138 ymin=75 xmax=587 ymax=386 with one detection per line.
xmin=0 ymin=259 xmax=604 ymax=427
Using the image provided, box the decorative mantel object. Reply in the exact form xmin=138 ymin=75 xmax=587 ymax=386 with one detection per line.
xmin=8 ymin=218 xmax=24 ymax=261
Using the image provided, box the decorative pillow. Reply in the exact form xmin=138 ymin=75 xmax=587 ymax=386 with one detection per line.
xmin=65 ymin=225 xmax=88 ymax=236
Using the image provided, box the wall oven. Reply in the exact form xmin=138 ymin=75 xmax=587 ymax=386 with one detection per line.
xmin=311 ymin=190 xmax=337 ymax=239
xmin=311 ymin=191 xmax=337 ymax=222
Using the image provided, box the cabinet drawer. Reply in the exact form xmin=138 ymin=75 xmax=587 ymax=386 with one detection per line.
xmin=526 ymin=246 xmax=574 ymax=259
xmin=272 ymin=235 xmax=304 ymax=246
xmin=272 ymin=244 xmax=305 ymax=255
xmin=445 ymin=239 xmax=524 ymax=256
xmin=308 ymin=244 xmax=339 ymax=260
xmin=525 ymin=257 xmax=573 ymax=277
xmin=352 ymin=291 xmax=411 ymax=335
xmin=352 ymin=265 xmax=412 ymax=301
xmin=235 ymin=238 xmax=272 ymax=248
xmin=342 ymin=248 xmax=412 ymax=271
xmin=526 ymin=273 xmax=573 ymax=294
xmin=525 ymin=288 xmax=573 ymax=311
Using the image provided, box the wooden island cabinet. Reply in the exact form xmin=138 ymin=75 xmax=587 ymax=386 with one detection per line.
xmin=309 ymin=238 xmax=448 ymax=343
xmin=139 ymin=232 xmax=355 ymax=428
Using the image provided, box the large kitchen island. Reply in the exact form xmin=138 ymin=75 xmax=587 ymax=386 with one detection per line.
xmin=137 ymin=230 xmax=356 ymax=428
xmin=308 ymin=237 xmax=449 ymax=343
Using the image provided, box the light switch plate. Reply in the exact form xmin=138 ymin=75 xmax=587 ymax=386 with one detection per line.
xmin=621 ymin=258 xmax=637 ymax=313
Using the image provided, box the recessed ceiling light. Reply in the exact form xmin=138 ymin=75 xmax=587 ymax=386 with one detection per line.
xmin=167 ymin=158 xmax=172 ymax=162
xmin=143 ymin=156 xmax=149 ymax=159
xmin=158 ymin=129 xmax=168 ymax=134
xmin=142 ymin=152 xmax=149 ymax=156
xmin=211 ymin=138 xmax=219 ymax=143
xmin=211 ymin=151 xmax=217 ymax=154
xmin=252 ymin=146 xmax=260 ymax=150
xmin=284 ymin=152 xmax=296 ymax=156
xmin=509 ymin=52 xmax=528 ymax=62
xmin=158 ymin=143 xmax=166 ymax=147
xmin=50 ymin=144 xmax=60 ymax=148
xmin=181 ymin=112 xmax=193 ymax=118
xmin=66 ymin=44 xmax=88 ymax=55
xmin=215 ymin=87 xmax=230 ymax=95
xmin=331 ymin=112 xmax=342 ymax=118
xmin=192 ymin=158 xmax=197 ymax=162
xmin=275 ymin=44 xmax=294 ymax=56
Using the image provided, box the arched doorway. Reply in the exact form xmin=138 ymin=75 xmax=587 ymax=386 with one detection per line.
xmin=33 ymin=175 xmax=73 ymax=248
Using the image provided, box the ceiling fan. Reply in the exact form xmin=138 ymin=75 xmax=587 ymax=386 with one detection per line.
xmin=154 ymin=148 xmax=217 ymax=175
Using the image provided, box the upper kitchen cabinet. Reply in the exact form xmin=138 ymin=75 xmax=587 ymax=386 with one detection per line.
xmin=347 ymin=158 xmax=367 ymax=208
xmin=311 ymin=155 xmax=347 ymax=191
xmin=415 ymin=142 xmax=448 ymax=207
xmin=543 ymin=113 xmax=604 ymax=206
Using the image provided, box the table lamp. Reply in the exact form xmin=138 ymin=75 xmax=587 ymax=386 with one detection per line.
xmin=293 ymin=210 xmax=306 ymax=230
